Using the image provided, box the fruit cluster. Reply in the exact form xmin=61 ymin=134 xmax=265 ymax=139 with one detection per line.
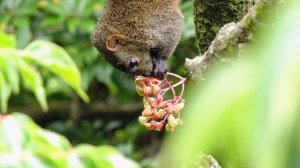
xmin=135 ymin=72 xmax=186 ymax=132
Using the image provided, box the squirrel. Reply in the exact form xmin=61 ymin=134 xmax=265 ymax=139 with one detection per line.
xmin=91 ymin=0 xmax=184 ymax=80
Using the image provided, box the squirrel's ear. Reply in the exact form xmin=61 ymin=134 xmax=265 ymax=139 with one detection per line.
xmin=106 ymin=34 xmax=124 ymax=52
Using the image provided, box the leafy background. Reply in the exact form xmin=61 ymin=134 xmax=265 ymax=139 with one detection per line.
xmin=1 ymin=0 xmax=299 ymax=168
xmin=0 ymin=0 xmax=197 ymax=167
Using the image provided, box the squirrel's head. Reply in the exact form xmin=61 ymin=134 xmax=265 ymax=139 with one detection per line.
xmin=95 ymin=34 xmax=167 ymax=79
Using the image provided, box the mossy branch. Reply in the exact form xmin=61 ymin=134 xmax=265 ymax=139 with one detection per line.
xmin=185 ymin=0 xmax=274 ymax=81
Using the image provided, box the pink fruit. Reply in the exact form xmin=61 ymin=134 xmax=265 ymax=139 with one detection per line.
xmin=143 ymin=86 xmax=153 ymax=96
xmin=135 ymin=72 xmax=186 ymax=132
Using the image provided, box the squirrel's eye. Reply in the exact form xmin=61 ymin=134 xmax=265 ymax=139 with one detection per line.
xmin=150 ymin=48 xmax=159 ymax=58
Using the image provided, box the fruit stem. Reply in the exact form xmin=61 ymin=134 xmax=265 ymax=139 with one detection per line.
xmin=161 ymin=72 xmax=186 ymax=92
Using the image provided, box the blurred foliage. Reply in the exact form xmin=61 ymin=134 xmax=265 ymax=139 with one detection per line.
xmin=0 ymin=0 xmax=114 ymax=100
xmin=0 ymin=0 xmax=197 ymax=102
xmin=0 ymin=1 xmax=197 ymax=166
xmin=161 ymin=1 xmax=300 ymax=168
xmin=47 ymin=118 xmax=147 ymax=154
xmin=1 ymin=0 xmax=299 ymax=168
xmin=0 ymin=113 xmax=140 ymax=168
xmin=46 ymin=118 xmax=161 ymax=168
xmin=0 ymin=30 xmax=88 ymax=113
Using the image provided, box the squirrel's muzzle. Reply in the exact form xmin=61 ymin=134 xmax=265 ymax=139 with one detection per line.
xmin=151 ymin=59 xmax=167 ymax=80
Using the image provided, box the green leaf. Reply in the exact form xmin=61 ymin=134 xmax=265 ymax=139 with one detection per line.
xmin=21 ymin=154 xmax=51 ymax=168
xmin=10 ymin=113 xmax=71 ymax=151
xmin=12 ymin=17 xmax=30 ymax=28
xmin=7 ymin=113 xmax=69 ymax=168
xmin=0 ymin=71 xmax=11 ymax=113
xmin=95 ymin=146 xmax=121 ymax=156
xmin=16 ymin=1 xmax=39 ymax=16
xmin=79 ymin=19 xmax=96 ymax=33
xmin=0 ymin=112 xmax=140 ymax=168
xmin=1 ymin=115 xmax=26 ymax=154
xmin=75 ymin=145 xmax=140 ymax=168
xmin=67 ymin=152 xmax=85 ymax=168
xmin=41 ymin=16 xmax=64 ymax=28
xmin=24 ymin=40 xmax=90 ymax=103
xmin=0 ymin=30 xmax=16 ymax=48
xmin=0 ymin=154 xmax=19 ymax=167
xmin=32 ymin=153 xmax=68 ymax=168
xmin=0 ymin=49 xmax=20 ymax=94
xmin=95 ymin=63 xmax=118 ymax=95
xmin=10 ymin=112 xmax=40 ymax=135
xmin=75 ymin=145 xmax=115 ymax=168
xmin=42 ymin=3 xmax=66 ymax=16
xmin=16 ymin=27 xmax=32 ymax=49
xmin=33 ymin=130 xmax=72 ymax=151
xmin=104 ymin=155 xmax=141 ymax=168
xmin=74 ymin=150 xmax=100 ymax=168
xmin=67 ymin=19 xmax=79 ymax=33
xmin=18 ymin=60 xmax=48 ymax=111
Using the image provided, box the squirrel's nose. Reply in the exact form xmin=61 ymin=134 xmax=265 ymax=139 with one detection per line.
xmin=129 ymin=59 xmax=139 ymax=69
xmin=151 ymin=59 xmax=167 ymax=80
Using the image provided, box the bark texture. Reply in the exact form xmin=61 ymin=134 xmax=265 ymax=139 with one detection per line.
xmin=194 ymin=0 xmax=254 ymax=53
xmin=186 ymin=0 xmax=274 ymax=81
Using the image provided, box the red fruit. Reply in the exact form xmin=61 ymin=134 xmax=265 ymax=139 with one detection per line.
xmin=157 ymin=109 xmax=167 ymax=119
xmin=151 ymin=110 xmax=161 ymax=120
xmin=150 ymin=78 xmax=161 ymax=86
xmin=135 ymin=72 xmax=186 ymax=133
xmin=144 ymin=123 xmax=154 ymax=130
xmin=152 ymin=85 xmax=161 ymax=95
xmin=156 ymin=95 xmax=163 ymax=104
xmin=166 ymin=103 xmax=174 ymax=113
xmin=148 ymin=97 xmax=158 ymax=107
xmin=135 ymin=76 xmax=146 ymax=85
xmin=138 ymin=116 xmax=148 ymax=124
xmin=173 ymin=101 xmax=185 ymax=114
xmin=142 ymin=108 xmax=153 ymax=117
xmin=157 ymin=101 xmax=168 ymax=108
xmin=166 ymin=124 xmax=175 ymax=132
xmin=143 ymin=97 xmax=151 ymax=110
xmin=155 ymin=122 xmax=164 ymax=131
xmin=136 ymin=84 xmax=144 ymax=96
xmin=143 ymin=86 xmax=153 ymax=96
xmin=168 ymin=114 xmax=179 ymax=127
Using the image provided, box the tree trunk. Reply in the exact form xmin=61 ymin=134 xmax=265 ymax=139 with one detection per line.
xmin=194 ymin=0 xmax=253 ymax=53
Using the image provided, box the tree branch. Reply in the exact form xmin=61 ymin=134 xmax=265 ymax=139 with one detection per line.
xmin=185 ymin=0 xmax=274 ymax=81
xmin=10 ymin=100 xmax=143 ymax=122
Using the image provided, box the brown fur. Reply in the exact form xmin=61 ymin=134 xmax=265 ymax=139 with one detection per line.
xmin=172 ymin=0 xmax=181 ymax=8
xmin=92 ymin=0 xmax=184 ymax=78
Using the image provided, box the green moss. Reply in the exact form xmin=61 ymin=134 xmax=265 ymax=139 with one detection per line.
xmin=194 ymin=0 xmax=246 ymax=53
xmin=245 ymin=17 xmax=253 ymax=29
